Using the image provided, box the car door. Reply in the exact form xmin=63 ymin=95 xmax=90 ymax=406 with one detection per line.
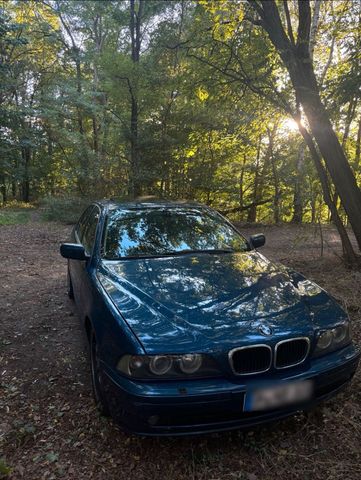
xmin=72 ymin=206 xmax=100 ymax=318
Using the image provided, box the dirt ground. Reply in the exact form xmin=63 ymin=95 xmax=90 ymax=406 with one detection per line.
xmin=1 ymin=219 xmax=361 ymax=480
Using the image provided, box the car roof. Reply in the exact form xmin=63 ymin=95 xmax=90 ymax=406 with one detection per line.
xmin=95 ymin=198 xmax=206 ymax=211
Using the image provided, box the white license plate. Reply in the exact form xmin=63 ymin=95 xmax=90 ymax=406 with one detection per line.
xmin=244 ymin=380 xmax=313 ymax=412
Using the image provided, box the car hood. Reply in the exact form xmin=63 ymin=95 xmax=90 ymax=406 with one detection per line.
xmin=98 ymin=251 xmax=346 ymax=353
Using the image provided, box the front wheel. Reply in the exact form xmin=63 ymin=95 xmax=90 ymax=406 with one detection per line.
xmin=90 ymin=332 xmax=110 ymax=416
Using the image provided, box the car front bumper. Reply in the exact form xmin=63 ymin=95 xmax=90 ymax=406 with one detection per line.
xmin=101 ymin=344 xmax=360 ymax=436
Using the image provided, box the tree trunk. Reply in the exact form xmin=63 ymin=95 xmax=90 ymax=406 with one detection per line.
xmin=247 ymin=135 xmax=262 ymax=222
xmin=130 ymin=96 xmax=141 ymax=197
xmin=333 ymin=97 xmax=358 ymax=212
xmin=239 ymin=154 xmax=246 ymax=221
xmin=248 ymin=127 xmax=276 ymax=222
xmin=129 ymin=0 xmax=143 ymax=198
xmin=291 ymin=142 xmax=304 ymax=223
xmin=310 ymin=194 xmax=316 ymax=224
xmin=91 ymin=12 xmax=108 ymax=192
xmin=47 ymin=130 xmax=55 ymax=196
xmin=342 ymin=98 xmax=357 ymax=151
xmin=56 ymin=6 xmax=88 ymax=195
xmin=299 ymin=89 xmax=361 ymax=250
xmin=355 ymin=113 xmax=361 ymax=169
xmin=297 ymin=122 xmax=358 ymax=265
xmin=21 ymin=146 xmax=30 ymax=202
xmin=309 ymin=0 xmax=321 ymax=60
xmin=0 ymin=176 xmax=7 ymax=204
xmin=269 ymin=132 xmax=280 ymax=223
xmin=253 ymin=0 xmax=361 ymax=252
xmin=271 ymin=161 xmax=281 ymax=223
xmin=74 ymin=52 xmax=89 ymax=194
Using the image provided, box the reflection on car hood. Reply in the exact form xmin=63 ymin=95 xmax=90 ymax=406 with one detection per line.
xmin=98 ymin=251 xmax=346 ymax=353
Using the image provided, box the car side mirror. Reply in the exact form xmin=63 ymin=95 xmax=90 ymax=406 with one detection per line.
xmin=60 ymin=243 xmax=89 ymax=261
xmin=250 ymin=234 xmax=265 ymax=249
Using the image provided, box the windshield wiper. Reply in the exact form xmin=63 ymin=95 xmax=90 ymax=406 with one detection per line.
xmin=167 ymin=248 xmax=235 ymax=256
xmin=103 ymin=248 xmax=235 ymax=261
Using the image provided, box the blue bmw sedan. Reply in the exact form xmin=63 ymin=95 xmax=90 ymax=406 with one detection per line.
xmin=60 ymin=200 xmax=360 ymax=436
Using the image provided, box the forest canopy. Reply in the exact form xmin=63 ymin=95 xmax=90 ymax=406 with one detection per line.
xmin=1 ymin=1 xmax=361 ymax=248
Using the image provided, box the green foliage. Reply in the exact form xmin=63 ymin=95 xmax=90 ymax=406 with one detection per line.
xmin=40 ymin=196 xmax=91 ymax=224
xmin=0 ymin=0 xmax=360 ymax=227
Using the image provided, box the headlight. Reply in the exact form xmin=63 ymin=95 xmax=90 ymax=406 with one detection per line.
xmin=314 ymin=321 xmax=351 ymax=357
xmin=117 ymin=353 xmax=220 ymax=379
xmin=332 ymin=324 xmax=349 ymax=344
xmin=149 ymin=356 xmax=172 ymax=375
xmin=179 ymin=354 xmax=202 ymax=374
xmin=317 ymin=330 xmax=333 ymax=350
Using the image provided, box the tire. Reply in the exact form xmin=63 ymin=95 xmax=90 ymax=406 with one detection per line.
xmin=67 ymin=267 xmax=74 ymax=300
xmin=90 ymin=331 xmax=110 ymax=416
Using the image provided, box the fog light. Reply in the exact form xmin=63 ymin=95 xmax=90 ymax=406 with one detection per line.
xmin=148 ymin=415 xmax=159 ymax=426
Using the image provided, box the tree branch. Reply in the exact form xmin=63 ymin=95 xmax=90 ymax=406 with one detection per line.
xmin=115 ymin=75 xmax=135 ymax=101
xmin=309 ymin=0 xmax=321 ymax=59
xmin=296 ymin=0 xmax=311 ymax=57
xmin=220 ymin=198 xmax=272 ymax=215
xmin=283 ymin=0 xmax=295 ymax=46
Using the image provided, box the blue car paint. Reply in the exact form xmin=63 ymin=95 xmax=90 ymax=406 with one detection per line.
xmin=64 ymin=201 xmax=360 ymax=435
xmin=98 ymin=252 xmax=347 ymax=354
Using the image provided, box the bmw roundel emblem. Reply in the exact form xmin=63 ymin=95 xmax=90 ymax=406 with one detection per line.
xmin=258 ymin=324 xmax=272 ymax=336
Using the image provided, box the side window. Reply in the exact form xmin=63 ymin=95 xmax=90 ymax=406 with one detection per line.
xmin=82 ymin=207 xmax=100 ymax=254
xmin=75 ymin=207 xmax=92 ymax=241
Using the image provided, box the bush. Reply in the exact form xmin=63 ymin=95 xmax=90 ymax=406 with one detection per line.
xmin=40 ymin=196 xmax=91 ymax=224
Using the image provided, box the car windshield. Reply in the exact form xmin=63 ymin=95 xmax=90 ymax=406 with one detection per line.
xmin=102 ymin=207 xmax=249 ymax=259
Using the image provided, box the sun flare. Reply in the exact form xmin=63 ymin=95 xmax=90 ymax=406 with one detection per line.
xmin=282 ymin=118 xmax=299 ymax=132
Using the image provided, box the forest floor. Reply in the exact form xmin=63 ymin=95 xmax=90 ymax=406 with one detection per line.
xmin=1 ymin=216 xmax=361 ymax=480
